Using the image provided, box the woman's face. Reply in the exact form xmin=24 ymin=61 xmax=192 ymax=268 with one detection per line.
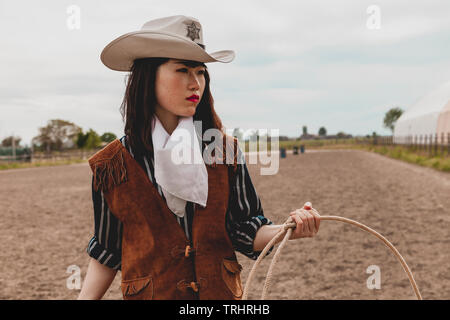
xmin=154 ymin=58 xmax=206 ymax=118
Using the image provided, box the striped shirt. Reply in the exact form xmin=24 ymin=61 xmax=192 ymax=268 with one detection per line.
xmin=86 ymin=135 xmax=273 ymax=270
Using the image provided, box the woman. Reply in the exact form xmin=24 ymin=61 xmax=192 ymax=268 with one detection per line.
xmin=78 ymin=15 xmax=320 ymax=300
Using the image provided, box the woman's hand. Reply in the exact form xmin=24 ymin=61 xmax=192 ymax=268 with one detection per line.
xmin=288 ymin=202 xmax=321 ymax=240
xmin=253 ymin=202 xmax=321 ymax=251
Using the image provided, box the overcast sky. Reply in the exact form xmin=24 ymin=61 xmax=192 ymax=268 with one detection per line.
xmin=1 ymin=0 xmax=450 ymax=146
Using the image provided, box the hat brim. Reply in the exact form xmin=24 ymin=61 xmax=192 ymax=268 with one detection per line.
xmin=101 ymin=30 xmax=235 ymax=71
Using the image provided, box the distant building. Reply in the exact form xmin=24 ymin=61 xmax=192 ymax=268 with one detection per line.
xmin=299 ymin=133 xmax=317 ymax=140
xmin=394 ymin=81 xmax=450 ymax=144
xmin=300 ymin=133 xmax=352 ymax=140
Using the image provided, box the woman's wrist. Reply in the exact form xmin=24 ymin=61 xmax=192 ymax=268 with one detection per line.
xmin=253 ymin=224 xmax=284 ymax=252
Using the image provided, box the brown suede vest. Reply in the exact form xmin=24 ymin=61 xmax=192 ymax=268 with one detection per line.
xmin=88 ymin=137 xmax=243 ymax=300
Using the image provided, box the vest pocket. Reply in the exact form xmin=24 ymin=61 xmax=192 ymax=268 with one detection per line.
xmin=121 ymin=275 xmax=153 ymax=300
xmin=221 ymin=258 xmax=243 ymax=299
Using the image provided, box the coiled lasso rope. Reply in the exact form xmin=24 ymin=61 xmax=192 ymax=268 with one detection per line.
xmin=242 ymin=208 xmax=422 ymax=300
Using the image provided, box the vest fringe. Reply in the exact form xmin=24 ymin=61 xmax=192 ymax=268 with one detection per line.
xmin=92 ymin=149 xmax=127 ymax=192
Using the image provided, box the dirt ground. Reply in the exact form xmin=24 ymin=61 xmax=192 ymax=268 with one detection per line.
xmin=0 ymin=149 xmax=449 ymax=300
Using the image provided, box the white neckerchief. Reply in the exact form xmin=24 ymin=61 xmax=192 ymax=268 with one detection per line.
xmin=151 ymin=115 xmax=208 ymax=218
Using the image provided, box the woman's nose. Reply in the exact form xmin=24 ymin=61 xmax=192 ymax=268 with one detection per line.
xmin=188 ymin=73 xmax=200 ymax=90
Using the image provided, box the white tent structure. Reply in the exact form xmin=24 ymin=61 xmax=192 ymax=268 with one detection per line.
xmin=394 ymin=81 xmax=450 ymax=144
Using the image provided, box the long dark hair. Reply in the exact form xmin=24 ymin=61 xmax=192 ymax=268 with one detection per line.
xmin=119 ymin=57 xmax=227 ymax=162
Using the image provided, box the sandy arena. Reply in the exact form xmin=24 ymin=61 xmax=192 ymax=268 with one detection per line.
xmin=0 ymin=149 xmax=449 ymax=300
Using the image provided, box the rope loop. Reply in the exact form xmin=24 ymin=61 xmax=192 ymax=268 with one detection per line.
xmin=242 ymin=215 xmax=422 ymax=300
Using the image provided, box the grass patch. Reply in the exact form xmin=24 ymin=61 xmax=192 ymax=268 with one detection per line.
xmin=335 ymin=144 xmax=450 ymax=173
xmin=0 ymin=158 xmax=86 ymax=171
xmin=267 ymin=139 xmax=450 ymax=173
xmin=3 ymin=140 xmax=449 ymax=173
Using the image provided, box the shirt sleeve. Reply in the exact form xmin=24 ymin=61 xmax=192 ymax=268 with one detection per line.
xmin=86 ymin=176 xmax=123 ymax=270
xmin=226 ymin=144 xmax=274 ymax=260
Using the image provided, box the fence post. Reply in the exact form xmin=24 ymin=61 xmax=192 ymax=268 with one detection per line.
xmin=431 ymin=134 xmax=434 ymax=156
xmin=423 ymin=134 xmax=426 ymax=152
xmin=424 ymin=135 xmax=427 ymax=154
xmin=428 ymin=134 xmax=432 ymax=157
xmin=434 ymin=133 xmax=438 ymax=156
xmin=448 ymin=132 xmax=450 ymax=156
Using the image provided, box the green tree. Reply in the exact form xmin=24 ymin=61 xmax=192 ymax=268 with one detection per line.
xmin=32 ymin=119 xmax=82 ymax=152
xmin=84 ymin=129 xmax=102 ymax=149
xmin=1 ymin=136 xmax=21 ymax=147
xmin=100 ymin=132 xmax=117 ymax=143
xmin=318 ymin=127 xmax=327 ymax=136
xmin=383 ymin=107 xmax=403 ymax=133
xmin=76 ymin=129 xmax=102 ymax=149
xmin=302 ymin=126 xmax=308 ymax=135
xmin=76 ymin=132 xmax=88 ymax=148
xmin=337 ymin=132 xmax=346 ymax=139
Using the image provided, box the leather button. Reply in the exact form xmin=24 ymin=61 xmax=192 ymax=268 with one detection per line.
xmin=190 ymin=282 xmax=199 ymax=292
xmin=177 ymin=280 xmax=200 ymax=292
xmin=184 ymin=245 xmax=196 ymax=257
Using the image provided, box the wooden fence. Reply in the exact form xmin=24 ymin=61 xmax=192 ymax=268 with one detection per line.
xmin=0 ymin=148 xmax=102 ymax=164
xmin=2 ymin=132 xmax=449 ymax=163
xmin=361 ymin=132 xmax=450 ymax=157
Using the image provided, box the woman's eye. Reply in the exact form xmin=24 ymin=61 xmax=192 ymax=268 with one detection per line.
xmin=177 ymin=68 xmax=205 ymax=75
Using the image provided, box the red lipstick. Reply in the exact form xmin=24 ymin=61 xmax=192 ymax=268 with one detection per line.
xmin=186 ymin=94 xmax=199 ymax=102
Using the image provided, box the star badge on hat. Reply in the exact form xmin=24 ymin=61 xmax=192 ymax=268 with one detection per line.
xmin=186 ymin=21 xmax=201 ymax=41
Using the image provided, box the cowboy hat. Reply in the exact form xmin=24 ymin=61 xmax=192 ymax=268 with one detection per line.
xmin=100 ymin=15 xmax=235 ymax=71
